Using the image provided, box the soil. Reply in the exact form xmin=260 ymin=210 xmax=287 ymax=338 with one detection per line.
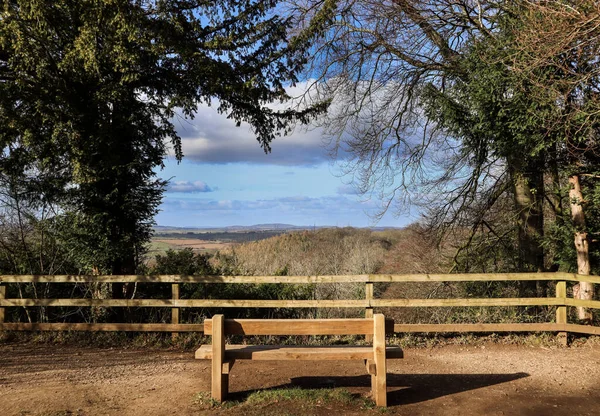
xmin=1 ymin=342 xmax=599 ymax=416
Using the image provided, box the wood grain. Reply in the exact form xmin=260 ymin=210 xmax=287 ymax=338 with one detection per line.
xmin=171 ymin=283 xmax=180 ymax=340
xmin=0 ymin=323 xmax=204 ymax=332
xmin=365 ymin=282 xmax=374 ymax=343
xmin=2 ymin=296 xmax=575 ymax=309
xmin=373 ymin=314 xmax=387 ymax=407
xmin=203 ymin=318 xmax=395 ymax=335
xmin=195 ymin=344 xmax=404 ymax=360
xmin=393 ymin=323 xmax=563 ymax=333
xmin=565 ymin=323 xmax=600 ymax=335
xmin=2 ymin=272 xmax=598 ymax=284
xmin=564 ymin=298 xmax=600 ymax=309
xmin=211 ymin=315 xmax=225 ymax=402
xmin=372 ymin=298 xmax=563 ymax=307
xmin=556 ymin=281 xmax=568 ymax=346
xmin=0 ymin=298 xmax=368 ymax=308
xmin=204 ymin=318 xmax=374 ymax=335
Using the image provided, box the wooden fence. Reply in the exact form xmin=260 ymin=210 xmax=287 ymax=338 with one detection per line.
xmin=1 ymin=272 xmax=599 ymax=343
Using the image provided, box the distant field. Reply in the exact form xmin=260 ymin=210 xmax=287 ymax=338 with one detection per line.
xmin=155 ymin=230 xmax=288 ymax=242
xmin=147 ymin=230 xmax=290 ymax=257
xmin=146 ymin=238 xmax=233 ymax=257
xmin=152 ymin=238 xmax=232 ymax=251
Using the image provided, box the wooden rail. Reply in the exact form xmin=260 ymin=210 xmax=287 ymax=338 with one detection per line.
xmin=1 ymin=272 xmax=599 ymax=284
xmin=0 ymin=273 xmax=598 ymax=340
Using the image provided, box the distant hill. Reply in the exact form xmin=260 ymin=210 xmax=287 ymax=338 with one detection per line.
xmin=154 ymin=224 xmax=403 ymax=233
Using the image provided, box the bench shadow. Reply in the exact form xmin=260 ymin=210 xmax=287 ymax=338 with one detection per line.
xmin=227 ymin=372 xmax=529 ymax=406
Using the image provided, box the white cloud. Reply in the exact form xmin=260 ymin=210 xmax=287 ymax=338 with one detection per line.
xmin=336 ymin=184 xmax=360 ymax=195
xmin=161 ymin=195 xmax=376 ymax=213
xmin=172 ymin=81 xmax=333 ymax=166
xmin=157 ymin=194 xmax=409 ymax=228
xmin=167 ymin=180 xmax=214 ymax=193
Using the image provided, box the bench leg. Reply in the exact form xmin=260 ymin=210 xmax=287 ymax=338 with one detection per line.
xmin=364 ymin=359 xmax=376 ymax=375
xmin=365 ymin=358 xmax=377 ymax=400
xmin=220 ymin=360 xmax=235 ymax=398
xmin=221 ymin=373 xmax=229 ymax=398
xmin=211 ymin=315 xmax=228 ymax=402
xmin=373 ymin=314 xmax=387 ymax=407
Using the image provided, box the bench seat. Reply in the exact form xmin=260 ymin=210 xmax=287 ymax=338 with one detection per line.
xmin=195 ymin=344 xmax=404 ymax=360
xmin=198 ymin=314 xmax=398 ymax=406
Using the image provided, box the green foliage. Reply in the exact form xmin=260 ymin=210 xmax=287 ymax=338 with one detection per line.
xmin=153 ymin=248 xmax=214 ymax=276
xmin=420 ymin=7 xmax=599 ymax=275
xmin=583 ymin=177 xmax=600 ymax=275
xmin=423 ymin=41 xmax=554 ymax=164
xmin=0 ymin=0 xmax=326 ymax=275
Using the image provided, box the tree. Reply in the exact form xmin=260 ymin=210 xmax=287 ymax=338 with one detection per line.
xmin=499 ymin=0 xmax=600 ymax=321
xmin=287 ymin=0 xmax=550 ymax=277
xmin=0 ymin=0 xmax=325 ymax=281
xmin=419 ymin=9 xmax=558 ymax=294
xmin=292 ymin=0 xmax=599 ymax=321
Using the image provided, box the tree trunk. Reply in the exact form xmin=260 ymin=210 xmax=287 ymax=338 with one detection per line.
xmin=568 ymin=174 xmax=593 ymax=322
xmin=509 ymin=157 xmax=546 ymax=298
xmin=545 ymin=145 xmax=563 ymax=273
xmin=547 ymin=144 xmax=563 ymax=219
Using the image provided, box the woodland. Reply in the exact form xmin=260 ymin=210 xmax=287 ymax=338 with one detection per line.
xmin=0 ymin=1 xmax=599 ymax=326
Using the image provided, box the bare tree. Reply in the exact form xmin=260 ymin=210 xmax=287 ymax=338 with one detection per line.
xmin=286 ymin=0 xmax=547 ymax=277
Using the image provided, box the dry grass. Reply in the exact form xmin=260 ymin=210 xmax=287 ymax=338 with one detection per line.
xmin=153 ymin=238 xmax=233 ymax=251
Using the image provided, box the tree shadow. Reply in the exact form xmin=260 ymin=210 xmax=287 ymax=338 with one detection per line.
xmin=227 ymin=372 xmax=529 ymax=406
xmin=385 ymin=372 xmax=529 ymax=405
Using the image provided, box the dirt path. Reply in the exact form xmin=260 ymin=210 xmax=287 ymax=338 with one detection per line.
xmin=1 ymin=343 xmax=599 ymax=415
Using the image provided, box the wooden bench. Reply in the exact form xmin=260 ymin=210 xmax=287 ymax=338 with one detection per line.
xmin=195 ymin=314 xmax=402 ymax=407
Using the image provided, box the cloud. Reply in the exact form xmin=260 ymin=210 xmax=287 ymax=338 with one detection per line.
xmin=172 ymin=81 xmax=335 ymax=167
xmin=161 ymin=195 xmax=378 ymax=213
xmin=167 ymin=180 xmax=214 ymax=193
xmin=175 ymin=112 xmax=328 ymax=166
xmin=156 ymin=193 xmax=408 ymax=227
xmin=336 ymin=184 xmax=360 ymax=195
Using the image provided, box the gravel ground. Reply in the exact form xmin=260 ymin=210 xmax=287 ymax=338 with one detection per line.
xmin=1 ymin=342 xmax=599 ymax=415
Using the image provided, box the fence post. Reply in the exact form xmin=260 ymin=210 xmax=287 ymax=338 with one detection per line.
xmin=0 ymin=283 xmax=5 ymax=325
xmin=365 ymin=282 xmax=374 ymax=343
xmin=556 ymin=281 xmax=568 ymax=346
xmin=171 ymin=283 xmax=180 ymax=340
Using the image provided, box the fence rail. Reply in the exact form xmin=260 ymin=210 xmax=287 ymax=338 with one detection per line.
xmin=2 ymin=272 xmax=600 ymax=284
xmin=0 ymin=273 xmax=598 ymax=342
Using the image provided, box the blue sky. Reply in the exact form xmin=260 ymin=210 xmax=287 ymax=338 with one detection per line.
xmin=155 ymin=91 xmax=415 ymax=228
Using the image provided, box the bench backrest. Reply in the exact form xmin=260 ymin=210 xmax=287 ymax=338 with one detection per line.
xmin=204 ymin=315 xmax=393 ymax=336
xmin=207 ymin=314 xmax=391 ymax=406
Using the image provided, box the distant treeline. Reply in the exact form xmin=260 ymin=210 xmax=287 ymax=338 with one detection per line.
xmin=155 ymin=231 xmax=288 ymax=243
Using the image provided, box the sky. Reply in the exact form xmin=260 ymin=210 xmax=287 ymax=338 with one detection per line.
xmin=155 ymin=91 xmax=415 ymax=228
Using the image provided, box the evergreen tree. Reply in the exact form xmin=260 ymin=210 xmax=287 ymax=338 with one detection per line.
xmin=0 ymin=0 xmax=324 ymax=278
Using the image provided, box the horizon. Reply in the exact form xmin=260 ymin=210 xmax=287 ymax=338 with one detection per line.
xmin=153 ymin=222 xmax=408 ymax=230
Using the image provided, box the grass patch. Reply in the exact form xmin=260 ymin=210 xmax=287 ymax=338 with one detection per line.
xmin=245 ymin=387 xmax=356 ymax=405
xmin=194 ymin=387 xmax=376 ymax=413
xmin=194 ymin=392 xmax=230 ymax=408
